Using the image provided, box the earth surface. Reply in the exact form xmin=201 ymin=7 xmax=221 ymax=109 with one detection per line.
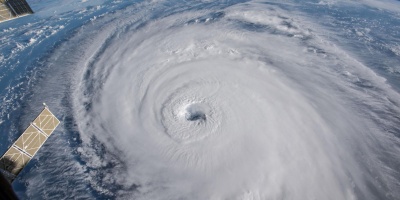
xmin=0 ymin=0 xmax=400 ymax=199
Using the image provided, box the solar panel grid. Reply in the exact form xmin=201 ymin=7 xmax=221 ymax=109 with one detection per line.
xmin=0 ymin=106 xmax=59 ymax=181
xmin=0 ymin=0 xmax=33 ymax=23
xmin=33 ymin=108 xmax=60 ymax=137
xmin=0 ymin=147 xmax=31 ymax=176
xmin=12 ymin=0 xmax=31 ymax=14
xmin=14 ymin=125 xmax=47 ymax=156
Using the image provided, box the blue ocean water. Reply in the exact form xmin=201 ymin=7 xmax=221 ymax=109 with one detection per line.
xmin=0 ymin=0 xmax=399 ymax=199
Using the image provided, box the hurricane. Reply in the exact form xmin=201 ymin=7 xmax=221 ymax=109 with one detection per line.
xmin=0 ymin=0 xmax=400 ymax=199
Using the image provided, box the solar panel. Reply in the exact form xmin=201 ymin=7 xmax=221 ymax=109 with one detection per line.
xmin=6 ymin=0 xmax=33 ymax=15
xmin=14 ymin=125 xmax=48 ymax=156
xmin=0 ymin=105 xmax=60 ymax=182
xmin=32 ymin=108 xmax=60 ymax=137
xmin=0 ymin=0 xmax=33 ymax=23
xmin=0 ymin=146 xmax=31 ymax=176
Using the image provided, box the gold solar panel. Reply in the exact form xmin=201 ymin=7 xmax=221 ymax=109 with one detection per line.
xmin=32 ymin=107 xmax=60 ymax=137
xmin=0 ymin=146 xmax=31 ymax=176
xmin=14 ymin=125 xmax=47 ymax=156
xmin=0 ymin=105 xmax=60 ymax=182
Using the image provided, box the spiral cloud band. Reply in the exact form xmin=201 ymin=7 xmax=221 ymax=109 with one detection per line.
xmin=15 ymin=0 xmax=399 ymax=199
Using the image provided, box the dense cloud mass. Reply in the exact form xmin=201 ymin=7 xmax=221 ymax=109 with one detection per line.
xmin=0 ymin=0 xmax=399 ymax=199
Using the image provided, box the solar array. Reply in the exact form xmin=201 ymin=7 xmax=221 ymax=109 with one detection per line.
xmin=0 ymin=106 xmax=60 ymax=182
xmin=0 ymin=0 xmax=33 ymax=23
xmin=6 ymin=0 xmax=33 ymax=15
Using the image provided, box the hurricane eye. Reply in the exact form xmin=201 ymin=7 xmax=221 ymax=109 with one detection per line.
xmin=184 ymin=103 xmax=207 ymax=121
